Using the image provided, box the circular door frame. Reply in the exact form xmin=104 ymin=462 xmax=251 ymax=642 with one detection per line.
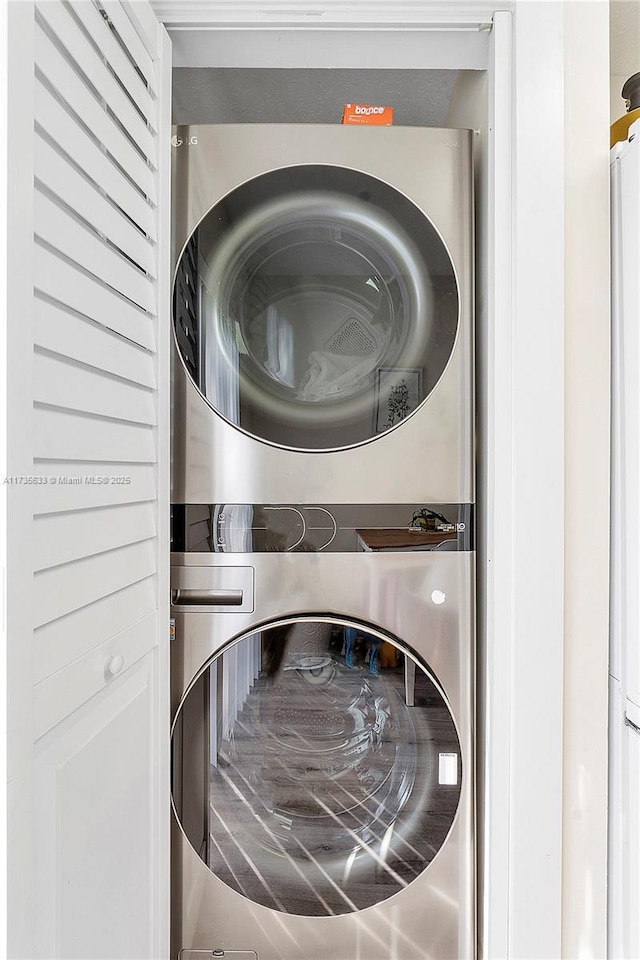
xmin=170 ymin=612 xmax=466 ymax=918
xmin=171 ymin=162 xmax=461 ymax=453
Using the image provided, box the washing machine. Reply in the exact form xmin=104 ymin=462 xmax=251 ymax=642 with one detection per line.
xmin=170 ymin=124 xmax=475 ymax=959
xmin=171 ymin=124 xmax=474 ymax=504
xmin=170 ymin=507 xmax=475 ymax=960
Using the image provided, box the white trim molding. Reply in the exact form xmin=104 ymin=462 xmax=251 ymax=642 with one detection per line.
xmin=481 ymin=11 xmax=514 ymax=958
xmin=168 ymin=28 xmax=490 ymax=69
xmin=562 ymin=3 xmax=610 ymax=957
xmin=150 ymin=1 xmax=502 ymax=29
xmin=153 ymin=0 xmax=503 ymax=69
xmin=508 ymin=5 xmax=566 ymax=953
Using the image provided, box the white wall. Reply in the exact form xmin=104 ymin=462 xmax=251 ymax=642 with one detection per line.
xmin=562 ymin=4 xmax=610 ymax=958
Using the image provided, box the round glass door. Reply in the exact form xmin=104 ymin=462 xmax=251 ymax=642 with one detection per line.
xmin=171 ymin=619 xmax=462 ymax=916
xmin=173 ymin=166 xmax=459 ymax=451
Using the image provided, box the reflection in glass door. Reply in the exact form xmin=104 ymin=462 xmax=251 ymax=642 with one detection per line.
xmin=172 ymin=166 xmax=459 ymax=451
xmin=200 ymin=247 xmax=240 ymax=426
xmin=172 ymin=619 xmax=462 ymax=916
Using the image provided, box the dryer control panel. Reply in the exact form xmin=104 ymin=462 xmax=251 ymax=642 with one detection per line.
xmin=171 ymin=503 xmax=474 ymax=554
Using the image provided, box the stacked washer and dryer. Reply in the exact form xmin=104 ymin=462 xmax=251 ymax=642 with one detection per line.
xmin=170 ymin=125 xmax=475 ymax=960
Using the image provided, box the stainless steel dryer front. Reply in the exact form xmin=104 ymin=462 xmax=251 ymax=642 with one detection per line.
xmin=171 ymin=125 xmax=473 ymax=504
xmin=170 ymin=509 xmax=475 ymax=960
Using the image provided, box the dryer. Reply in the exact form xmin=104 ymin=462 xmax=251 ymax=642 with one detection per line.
xmin=170 ymin=508 xmax=475 ymax=960
xmin=171 ymin=124 xmax=473 ymax=505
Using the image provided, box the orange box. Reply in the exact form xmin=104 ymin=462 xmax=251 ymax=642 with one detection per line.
xmin=342 ymin=103 xmax=394 ymax=126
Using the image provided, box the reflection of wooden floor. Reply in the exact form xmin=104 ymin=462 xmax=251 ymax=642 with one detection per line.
xmin=207 ymin=659 xmax=461 ymax=916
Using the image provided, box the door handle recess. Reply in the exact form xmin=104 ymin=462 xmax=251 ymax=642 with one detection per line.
xmin=171 ymin=588 xmax=244 ymax=606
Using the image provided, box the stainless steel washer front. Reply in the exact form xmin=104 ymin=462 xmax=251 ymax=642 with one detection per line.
xmin=170 ymin=549 xmax=475 ymax=960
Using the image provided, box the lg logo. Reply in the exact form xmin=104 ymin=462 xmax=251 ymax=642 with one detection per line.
xmin=171 ymin=134 xmax=198 ymax=148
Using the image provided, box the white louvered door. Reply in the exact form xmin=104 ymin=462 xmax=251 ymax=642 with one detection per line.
xmin=6 ymin=2 xmax=171 ymax=957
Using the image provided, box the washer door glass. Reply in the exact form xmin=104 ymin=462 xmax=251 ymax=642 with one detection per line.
xmin=171 ymin=619 xmax=462 ymax=916
xmin=173 ymin=166 xmax=459 ymax=451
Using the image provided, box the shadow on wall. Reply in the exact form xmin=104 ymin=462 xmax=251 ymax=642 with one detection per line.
xmin=172 ymin=67 xmax=459 ymax=125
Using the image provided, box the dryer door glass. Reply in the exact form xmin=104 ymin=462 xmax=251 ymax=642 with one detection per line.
xmin=171 ymin=619 xmax=463 ymax=917
xmin=173 ymin=166 xmax=458 ymax=451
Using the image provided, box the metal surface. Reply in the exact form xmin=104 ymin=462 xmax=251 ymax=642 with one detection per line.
xmin=171 ymin=124 xmax=474 ymax=503
xmin=170 ymin=124 xmax=475 ymax=959
xmin=170 ymin=550 xmax=474 ymax=959
xmin=171 ymin=503 xmax=475 ymax=553
xmin=171 ymin=565 xmax=255 ymax=613
xmin=179 ymin=953 xmax=257 ymax=960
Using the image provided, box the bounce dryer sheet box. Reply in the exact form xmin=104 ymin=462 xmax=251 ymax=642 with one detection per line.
xmin=342 ymin=103 xmax=394 ymax=125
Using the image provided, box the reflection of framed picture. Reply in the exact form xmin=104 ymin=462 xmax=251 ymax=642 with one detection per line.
xmin=374 ymin=367 xmax=424 ymax=433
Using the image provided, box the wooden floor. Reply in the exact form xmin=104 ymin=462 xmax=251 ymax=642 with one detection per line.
xmin=204 ymin=632 xmax=462 ymax=917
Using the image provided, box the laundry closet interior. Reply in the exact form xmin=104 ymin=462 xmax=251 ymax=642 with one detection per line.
xmin=170 ymin=51 xmax=478 ymax=960
xmin=160 ymin=6 xmax=608 ymax=954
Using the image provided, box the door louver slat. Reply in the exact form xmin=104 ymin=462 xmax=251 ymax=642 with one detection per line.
xmin=32 ymin=462 xmax=157 ymax=515
xmin=70 ymin=0 xmax=158 ymax=130
xmin=33 ymin=351 xmax=157 ymax=426
xmin=35 ymin=79 xmax=157 ymax=238
xmin=34 ymin=189 xmax=156 ymax=313
xmin=33 ymin=540 xmax=157 ymax=628
xmin=34 ymin=502 xmax=157 ymax=572
xmin=34 ymin=24 xmax=157 ymax=202
xmin=33 ymin=406 xmax=157 ymax=463
xmin=34 ymin=244 xmax=156 ymax=351
xmin=33 ymin=579 xmax=158 ymax=684
xmin=99 ymin=0 xmax=158 ymax=94
xmin=35 ymin=1 xmax=157 ymax=166
xmin=35 ymin=134 xmax=157 ymax=277
xmin=34 ymin=296 xmax=157 ymax=389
